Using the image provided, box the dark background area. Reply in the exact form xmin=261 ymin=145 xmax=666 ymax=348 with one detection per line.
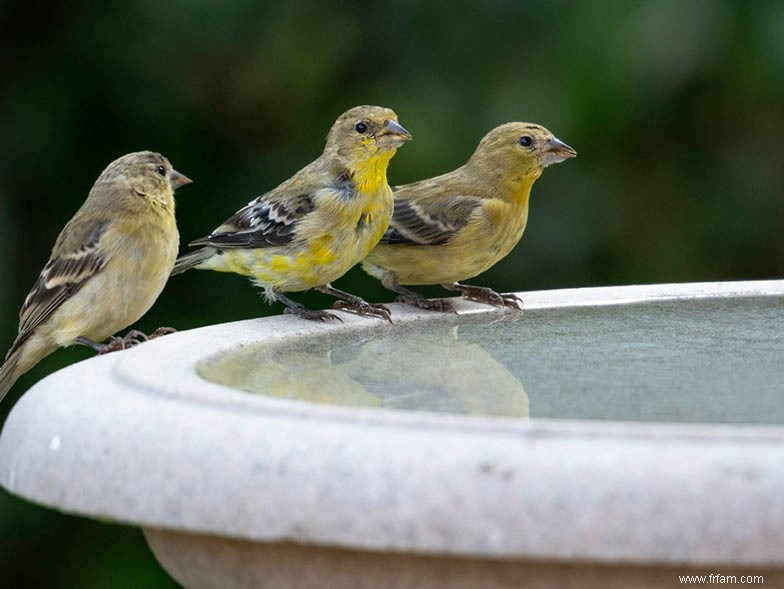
xmin=1 ymin=1 xmax=782 ymax=587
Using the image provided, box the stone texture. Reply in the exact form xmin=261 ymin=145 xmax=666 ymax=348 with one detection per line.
xmin=1 ymin=281 xmax=783 ymax=587
xmin=144 ymin=529 xmax=784 ymax=589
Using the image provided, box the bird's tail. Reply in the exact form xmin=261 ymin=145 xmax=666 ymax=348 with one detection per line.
xmin=171 ymin=247 xmax=216 ymax=276
xmin=0 ymin=348 xmax=23 ymax=405
xmin=1 ymin=333 xmax=55 ymax=405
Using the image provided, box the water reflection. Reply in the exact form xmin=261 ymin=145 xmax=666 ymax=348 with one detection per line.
xmin=199 ymin=348 xmax=382 ymax=407
xmin=335 ymin=325 xmax=528 ymax=417
xmin=200 ymin=324 xmax=528 ymax=418
xmin=200 ymin=297 xmax=784 ymax=424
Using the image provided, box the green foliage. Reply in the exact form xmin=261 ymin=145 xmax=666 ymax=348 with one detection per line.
xmin=1 ymin=0 xmax=782 ymax=585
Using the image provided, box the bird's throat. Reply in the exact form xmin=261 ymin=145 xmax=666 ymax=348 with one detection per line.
xmin=506 ymin=175 xmax=535 ymax=207
xmin=352 ymin=151 xmax=394 ymax=194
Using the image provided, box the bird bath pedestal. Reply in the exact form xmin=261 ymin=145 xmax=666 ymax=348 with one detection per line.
xmin=1 ymin=281 xmax=783 ymax=588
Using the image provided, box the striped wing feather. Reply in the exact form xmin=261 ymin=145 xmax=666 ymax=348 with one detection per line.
xmin=381 ymin=195 xmax=483 ymax=246
xmin=190 ymin=193 xmax=315 ymax=249
xmin=8 ymin=220 xmax=109 ymax=359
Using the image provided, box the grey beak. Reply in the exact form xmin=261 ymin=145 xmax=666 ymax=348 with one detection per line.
xmin=546 ymin=136 xmax=577 ymax=158
xmin=170 ymin=169 xmax=193 ymax=191
xmin=380 ymin=119 xmax=413 ymax=141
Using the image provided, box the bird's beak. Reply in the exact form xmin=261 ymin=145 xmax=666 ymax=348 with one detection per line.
xmin=546 ymin=137 xmax=577 ymax=158
xmin=377 ymin=119 xmax=413 ymax=145
xmin=170 ymin=169 xmax=193 ymax=191
xmin=543 ymin=136 xmax=577 ymax=166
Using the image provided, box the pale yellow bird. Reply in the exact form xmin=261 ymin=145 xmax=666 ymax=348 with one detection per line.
xmin=172 ymin=105 xmax=411 ymax=321
xmin=0 ymin=151 xmax=191 ymax=402
xmin=362 ymin=123 xmax=576 ymax=311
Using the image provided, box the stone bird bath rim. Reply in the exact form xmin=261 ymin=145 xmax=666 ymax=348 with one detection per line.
xmin=1 ymin=280 xmax=783 ymax=588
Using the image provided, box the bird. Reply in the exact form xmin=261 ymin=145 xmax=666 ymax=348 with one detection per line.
xmin=0 ymin=151 xmax=192 ymax=403
xmin=172 ymin=105 xmax=411 ymax=322
xmin=361 ymin=122 xmax=576 ymax=312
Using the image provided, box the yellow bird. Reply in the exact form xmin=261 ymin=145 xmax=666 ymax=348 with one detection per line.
xmin=173 ymin=105 xmax=411 ymax=321
xmin=362 ymin=123 xmax=576 ymax=311
xmin=0 ymin=152 xmax=192 ymax=402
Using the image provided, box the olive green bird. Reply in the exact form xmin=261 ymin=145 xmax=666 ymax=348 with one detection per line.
xmin=361 ymin=123 xmax=576 ymax=312
xmin=172 ymin=105 xmax=411 ymax=322
xmin=0 ymin=152 xmax=192 ymax=403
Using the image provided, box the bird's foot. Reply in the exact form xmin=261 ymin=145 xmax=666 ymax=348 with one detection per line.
xmin=395 ymin=294 xmax=456 ymax=313
xmin=77 ymin=331 xmax=145 ymax=354
xmin=498 ymin=293 xmax=524 ymax=309
xmin=283 ymin=304 xmax=343 ymax=322
xmin=122 ymin=329 xmax=150 ymax=346
xmin=275 ymin=291 xmax=343 ymax=322
xmin=332 ymin=299 xmax=392 ymax=323
xmin=76 ymin=335 xmax=126 ymax=354
xmin=457 ymin=285 xmax=523 ymax=310
xmin=76 ymin=327 xmax=177 ymax=355
xmin=150 ymin=326 xmax=177 ymax=339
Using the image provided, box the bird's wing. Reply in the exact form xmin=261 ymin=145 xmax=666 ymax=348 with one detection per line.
xmin=12 ymin=219 xmax=110 ymax=354
xmin=190 ymin=192 xmax=316 ymax=249
xmin=380 ymin=194 xmax=484 ymax=246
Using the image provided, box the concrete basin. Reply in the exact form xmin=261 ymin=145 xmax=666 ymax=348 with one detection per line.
xmin=1 ymin=281 xmax=783 ymax=588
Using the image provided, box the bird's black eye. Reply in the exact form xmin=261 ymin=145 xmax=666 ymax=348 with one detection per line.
xmin=518 ymin=135 xmax=533 ymax=147
xmin=156 ymin=164 xmax=166 ymax=176
xmin=355 ymin=121 xmax=368 ymax=134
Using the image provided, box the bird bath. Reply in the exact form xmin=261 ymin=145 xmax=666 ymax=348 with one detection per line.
xmin=1 ymin=281 xmax=783 ymax=588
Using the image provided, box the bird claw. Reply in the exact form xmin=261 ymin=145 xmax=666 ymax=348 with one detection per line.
xmin=332 ymin=300 xmax=393 ymax=323
xmin=98 ymin=336 xmax=129 ymax=354
xmin=78 ymin=331 xmax=143 ymax=355
xmin=123 ymin=329 xmax=149 ymax=346
xmin=459 ymin=286 xmax=523 ymax=310
xmin=150 ymin=326 xmax=177 ymax=338
xmin=499 ymin=293 xmax=524 ymax=310
xmin=283 ymin=306 xmax=343 ymax=323
xmin=395 ymin=295 xmax=456 ymax=314
xmin=82 ymin=327 xmax=178 ymax=355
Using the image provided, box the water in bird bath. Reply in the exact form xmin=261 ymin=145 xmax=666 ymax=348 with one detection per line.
xmin=198 ymin=296 xmax=784 ymax=425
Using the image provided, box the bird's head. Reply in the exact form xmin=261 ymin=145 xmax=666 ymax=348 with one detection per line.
xmin=97 ymin=151 xmax=192 ymax=212
xmin=326 ymin=105 xmax=412 ymax=163
xmin=467 ymin=123 xmax=576 ymax=185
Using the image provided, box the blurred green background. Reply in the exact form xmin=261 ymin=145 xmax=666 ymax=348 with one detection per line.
xmin=1 ymin=0 xmax=782 ymax=586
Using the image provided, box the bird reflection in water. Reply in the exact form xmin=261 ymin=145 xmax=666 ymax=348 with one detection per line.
xmin=201 ymin=321 xmax=528 ymax=418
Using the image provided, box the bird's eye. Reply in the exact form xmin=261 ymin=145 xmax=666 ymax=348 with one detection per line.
xmin=355 ymin=121 xmax=368 ymax=134
xmin=518 ymin=135 xmax=533 ymax=147
xmin=156 ymin=164 xmax=167 ymax=176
